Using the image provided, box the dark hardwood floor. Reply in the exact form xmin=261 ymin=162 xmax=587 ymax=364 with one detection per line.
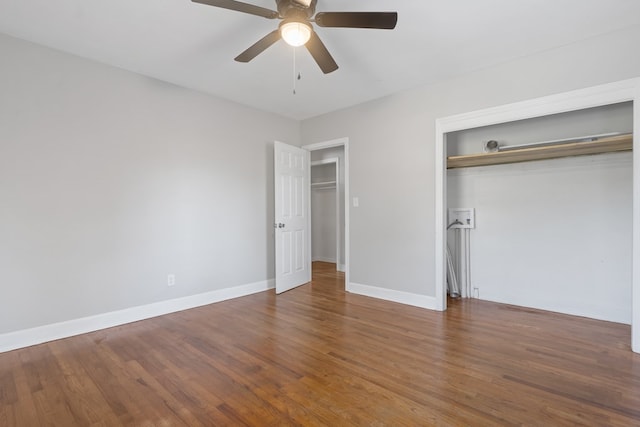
xmin=1 ymin=261 xmax=639 ymax=426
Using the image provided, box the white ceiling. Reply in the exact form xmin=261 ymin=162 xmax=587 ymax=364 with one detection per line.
xmin=1 ymin=0 xmax=639 ymax=120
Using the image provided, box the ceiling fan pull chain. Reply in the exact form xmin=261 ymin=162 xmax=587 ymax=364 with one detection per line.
xmin=293 ymin=46 xmax=297 ymax=95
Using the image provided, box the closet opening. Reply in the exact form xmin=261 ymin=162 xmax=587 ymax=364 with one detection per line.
xmin=434 ymin=78 xmax=640 ymax=352
xmin=307 ymin=143 xmax=348 ymax=291
xmin=445 ymin=102 xmax=633 ymax=325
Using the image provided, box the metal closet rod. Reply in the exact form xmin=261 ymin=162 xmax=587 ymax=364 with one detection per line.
xmin=497 ymin=132 xmax=624 ymax=152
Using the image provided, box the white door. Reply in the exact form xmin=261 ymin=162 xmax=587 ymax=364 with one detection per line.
xmin=274 ymin=141 xmax=311 ymax=293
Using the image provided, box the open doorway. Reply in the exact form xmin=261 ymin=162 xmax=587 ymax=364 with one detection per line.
xmin=304 ymin=138 xmax=350 ymax=291
xmin=311 ymin=157 xmax=340 ymax=261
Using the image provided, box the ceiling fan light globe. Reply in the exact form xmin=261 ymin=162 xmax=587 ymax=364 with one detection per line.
xmin=280 ymin=21 xmax=312 ymax=47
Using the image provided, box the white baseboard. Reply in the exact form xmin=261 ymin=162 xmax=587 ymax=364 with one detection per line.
xmin=347 ymin=282 xmax=438 ymax=310
xmin=337 ymin=264 xmax=346 ymax=272
xmin=0 ymin=279 xmax=274 ymax=354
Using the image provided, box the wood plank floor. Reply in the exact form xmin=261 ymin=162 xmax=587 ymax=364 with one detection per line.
xmin=2 ymin=261 xmax=640 ymax=426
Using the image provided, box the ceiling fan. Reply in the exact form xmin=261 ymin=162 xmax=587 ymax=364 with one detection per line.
xmin=191 ymin=0 xmax=398 ymax=74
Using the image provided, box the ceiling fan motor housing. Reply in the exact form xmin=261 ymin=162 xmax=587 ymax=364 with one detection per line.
xmin=276 ymin=0 xmax=316 ymax=20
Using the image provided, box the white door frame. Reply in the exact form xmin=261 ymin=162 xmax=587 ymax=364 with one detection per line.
xmin=434 ymin=77 xmax=640 ymax=353
xmin=311 ymin=158 xmax=341 ymax=269
xmin=303 ymin=138 xmax=350 ymax=287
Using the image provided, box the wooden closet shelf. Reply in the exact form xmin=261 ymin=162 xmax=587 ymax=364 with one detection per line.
xmin=311 ymin=181 xmax=337 ymax=189
xmin=447 ymin=133 xmax=633 ymax=169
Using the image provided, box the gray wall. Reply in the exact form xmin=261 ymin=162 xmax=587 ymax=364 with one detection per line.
xmin=447 ymin=104 xmax=633 ymax=323
xmin=0 ymin=34 xmax=300 ymax=334
xmin=301 ymin=25 xmax=640 ymax=297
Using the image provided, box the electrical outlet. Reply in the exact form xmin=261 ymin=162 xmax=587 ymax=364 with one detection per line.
xmin=167 ymin=274 xmax=176 ymax=287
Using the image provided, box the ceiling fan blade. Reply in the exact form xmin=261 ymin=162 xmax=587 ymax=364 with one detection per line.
xmin=315 ymin=12 xmax=397 ymax=29
xmin=305 ymin=31 xmax=338 ymax=74
xmin=235 ymin=30 xmax=281 ymax=62
xmin=191 ymin=0 xmax=278 ymax=19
